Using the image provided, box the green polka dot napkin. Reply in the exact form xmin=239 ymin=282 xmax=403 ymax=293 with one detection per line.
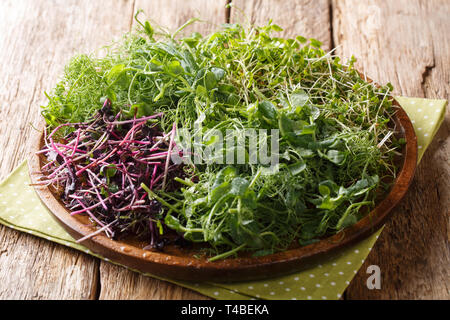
xmin=0 ymin=97 xmax=446 ymax=300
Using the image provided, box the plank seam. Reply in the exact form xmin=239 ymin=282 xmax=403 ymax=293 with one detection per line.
xmin=421 ymin=48 xmax=436 ymax=97
xmin=225 ymin=0 xmax=232 ymax=23
xmin=129 ymin=0 xmax=137 ymax=31
xmin=329 ymin=0 xmax=335 ymax=50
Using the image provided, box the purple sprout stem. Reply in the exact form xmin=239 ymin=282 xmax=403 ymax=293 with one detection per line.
xmin=106 ymin=112 xmax=163 ymax=125
xmin=87 ymin=173 xmax=108 ymax=210
xmin=150 ymin=164 xmax=159 ymax=189
xmin=70 ymin=129 xmax=81 ymax=157
xmin=75 ymin=199 xmax=113 ymax=236
xmin=162 ymin=123 xmax=176 ymax=191
xmin=76 ymin=219 xmax=118 ymax=243
xmin=71 ymin=200 xmax=104 ymax=215
xmin=48 ymin=122 xmax=84 ymax=140
xmin=54 ymin=143 xmax=87 ymax=154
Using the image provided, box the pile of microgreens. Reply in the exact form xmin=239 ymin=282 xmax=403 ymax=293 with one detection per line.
xmin=39 ymin=12 xmax=400 ymax=260
xmin=37 ymin=99 xmax=189 ymax=248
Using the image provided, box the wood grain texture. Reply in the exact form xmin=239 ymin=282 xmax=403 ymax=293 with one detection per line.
xmin=0 ymin=0 xmax=134 ymax=299
xmin=97 ymin=0 xmax=228 ymax=300
xmin=98 ymin=263 xmax=209 ymax=300
xmin=0 ymin=230 xmax=99 ymax=299
xmin=332 ymin=0 xmax=450 ymax=299
xmin=230 ymin=0 xmax=332 ymax=50
xmin=131 ymin=0 xmax=228 ymax=36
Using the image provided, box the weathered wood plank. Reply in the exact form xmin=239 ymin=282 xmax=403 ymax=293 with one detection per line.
xmin=98 ymin=263 xmax=209 ymax=300
xmin=0 ymin=0 xmax=134 ymax=299
xmin=130 ymin=0 xmax=227 ymax=36
xmin=0 ymin=230 xmax=99 ymax=299
xmin=230 ymin=0 xmax=332 ymax=50
xmin=97 ymin=0 xmax=228 ymax=300
xmin=332 ymin=0 xmax=449 ymax=299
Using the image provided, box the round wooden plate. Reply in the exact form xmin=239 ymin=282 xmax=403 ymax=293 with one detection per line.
xmin=28 ymin=99 xmax=417 ymax=282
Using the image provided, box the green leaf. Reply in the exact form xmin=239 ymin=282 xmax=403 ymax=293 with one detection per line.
xmin=196 ymin=85 xmax=207 ymax=98
xmin=310 ymin=38 xmax=322 ymax=48
xmin=318 ymin=185 xmax=330 ymax=196
xmin=296 ymin=148 xmax=315 ymax=158
xmin=212 ymin=166 xmax=237 ymax=189
xmin=288 ymin=161 xmax=306 ymax=175
xmin=271 ymin=24 xmax=283 ymax=32
xmin=299 ymin=222 xmax=318 ymax=240
xmin=259 ymin=163 xmax=280 ymax=176
xmin=106 ymin=64 xmax=126 ymax=84
xmin=230 ymin=177 xmax=250 ymax=196
xmin=347 ymin=175 xmax=379 ymax=196
xmin=319 ymin=180 xmax=340 ymax=194
xmin=227 ymin=94 xmax=239 ymax=105
xmin=106 ymin=167 xmax=117 ymax=178
xmin=228 ymin=215 xmax=263 ymax=249
xmin=144 ymin=21 xmax=154 ymax=39
xmin=209 ymin=182 xmax=231 ymax=203
xmin=338 ymin=215 xmax=357 ymax=229
xmin=279 ymin=114 xmax=315 ymax=147
xmin=309 ymin=106 xmax=321 ymax=120
xmin=290 ymin=89 xmax=309 ymax=109
xmin=285 ymin=190 xmax=306 ymax=212
xmin=218 ymin=84 xmax=236 ymax=94
xmin=167 ymin=60 xmax=184 ymax=75
xmin=295 ymin=124 xmax=316 ymax=136
xmin=240 ymin=189 xmax=257 ymax=209
xmin=296 ymin=35 xmax=307 ymax=44
xmin=279 ymin=113 xmax=296 ymax=136
xmin=317 ymin=197 xmax=335 ymax=210
xmin=324 ymin=150 xmax=346 ymax=165
xmin=211 ymin=67 xmax=226 ymax=81
xmin=165 ymin=214 xmax=182 ymax=231
xmin=258 ymin=101 xmax=278 ymax=122
xmin=179 ymin=49 xmax=198 ymax=73
xmin=204 ymin=71 xmax=217 ymax=90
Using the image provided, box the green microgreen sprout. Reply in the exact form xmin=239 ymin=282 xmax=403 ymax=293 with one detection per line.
xmin=40 ymin=13 xmax=399 ymax=261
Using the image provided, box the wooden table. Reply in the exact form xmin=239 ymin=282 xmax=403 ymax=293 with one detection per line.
xmin=0 ymin=0 xmax=448 ymax=300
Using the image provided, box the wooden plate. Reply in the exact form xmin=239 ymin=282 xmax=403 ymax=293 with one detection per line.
xmin=28 ymin=99 xmax=417 ymax=282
